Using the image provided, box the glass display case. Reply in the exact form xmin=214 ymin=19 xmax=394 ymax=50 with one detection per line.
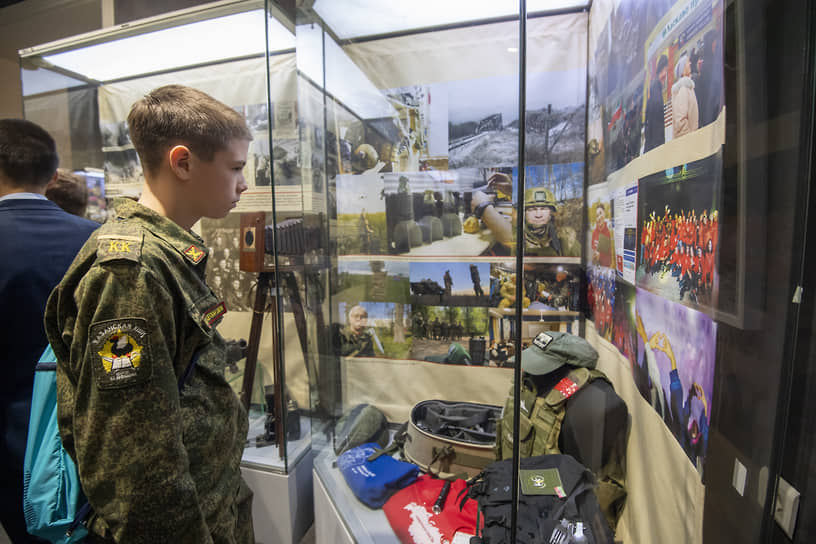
xmin=296 ymin=2 xmax=598 ymax=543
xmin=16 ymin=0 xmax=816 ymax=542
xmin=296 ymin=1 xmax=815 ymax=544
xmin=19 ymin=1 xmax=315 ymax=541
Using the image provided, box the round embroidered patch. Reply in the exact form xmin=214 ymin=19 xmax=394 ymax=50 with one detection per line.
xmin=89 ymin=318 xmax=152 ymax=389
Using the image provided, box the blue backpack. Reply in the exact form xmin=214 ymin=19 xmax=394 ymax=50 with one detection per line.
xmin=23 ymin=345 xmax=200 ymax=542
xmin=22 ymin=345 xmax=89 ymax=543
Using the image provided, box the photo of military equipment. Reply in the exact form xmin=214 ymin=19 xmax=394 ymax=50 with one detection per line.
xmin=409 ymin=262 xmax=490 ymax=307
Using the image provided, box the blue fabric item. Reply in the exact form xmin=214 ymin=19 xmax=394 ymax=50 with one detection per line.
xmin=337 ymin=443 xmax=420 ymax=509
xmin=23 ymin=345 xmax=88 ymax=543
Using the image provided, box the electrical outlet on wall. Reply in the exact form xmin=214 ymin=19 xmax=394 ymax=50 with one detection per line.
xmin=774 ymin=476 xmax=800 ymax=539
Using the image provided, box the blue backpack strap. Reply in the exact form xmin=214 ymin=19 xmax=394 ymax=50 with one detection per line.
xmin=179 ymin=347 xmax=203 ymax=391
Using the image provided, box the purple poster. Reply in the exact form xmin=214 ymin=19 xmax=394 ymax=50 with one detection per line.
xmin=634 ymin=287 xmax=716 ymax=474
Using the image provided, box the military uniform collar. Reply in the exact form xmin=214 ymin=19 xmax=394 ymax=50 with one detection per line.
xmin=109 ymin=198 xmax=209 ymax=267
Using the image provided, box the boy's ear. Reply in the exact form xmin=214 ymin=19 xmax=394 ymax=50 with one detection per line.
xmin=168 ymin=145 xmax=192 ymax=180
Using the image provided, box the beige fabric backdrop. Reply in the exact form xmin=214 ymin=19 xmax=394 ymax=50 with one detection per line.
xmin=587 ymin=322 xmax=705 ymax=544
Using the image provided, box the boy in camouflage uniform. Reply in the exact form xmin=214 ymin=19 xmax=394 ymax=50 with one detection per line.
xmin=44 ymin=85 xmax=254 ymax=543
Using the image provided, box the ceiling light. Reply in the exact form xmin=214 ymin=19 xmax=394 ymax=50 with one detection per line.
xmin=313 ymin=0 xmax=589 ymax=39
xmin=37 ymin=9 xmax=293 ymax=83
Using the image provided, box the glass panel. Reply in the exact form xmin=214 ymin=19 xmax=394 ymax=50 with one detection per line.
xmin=20 ymin=1 xmax=304 ymax=475
xmin=297 ymin=3 xmax=527 ymax=541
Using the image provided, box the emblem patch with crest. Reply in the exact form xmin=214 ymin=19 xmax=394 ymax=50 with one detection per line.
xmin=89 ymin=318 xmax=151 ymax=389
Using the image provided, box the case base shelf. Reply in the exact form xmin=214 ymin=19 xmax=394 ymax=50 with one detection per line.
xmin=241 ymin=446 xmax=314 ymax=544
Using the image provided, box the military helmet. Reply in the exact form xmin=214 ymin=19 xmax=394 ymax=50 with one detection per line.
xmin=351 ymin=143 xmax=379 ymax=173
xmin=524 ymin=187 xmax=557 ymax=211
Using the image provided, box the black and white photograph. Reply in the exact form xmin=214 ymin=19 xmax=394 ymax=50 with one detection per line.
xmin=200 ymin=217 xmax=255 ymax=313
xmin=447 ymin=69 xmax=585 ymax=169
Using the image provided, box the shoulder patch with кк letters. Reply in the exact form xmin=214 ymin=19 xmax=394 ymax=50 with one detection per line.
xmin=97 ymin=234 xmax=142 ymax=263
xmin=89 ymin=318 xmax=151 ymax=389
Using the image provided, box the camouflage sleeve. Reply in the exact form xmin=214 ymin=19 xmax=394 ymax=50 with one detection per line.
xmin=56 ymin=261 xmax=212 ymax=543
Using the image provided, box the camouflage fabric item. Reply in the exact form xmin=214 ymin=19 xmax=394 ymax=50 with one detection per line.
xmin=44 ymin=198 xmax=252 ymax=544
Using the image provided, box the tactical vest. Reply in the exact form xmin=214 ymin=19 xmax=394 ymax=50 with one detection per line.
xmin=495 ymin=367 xmax=627 ymax=531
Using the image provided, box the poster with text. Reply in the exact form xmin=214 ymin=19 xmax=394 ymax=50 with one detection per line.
xmin=613 ymin=181 xmax=639 ymax=283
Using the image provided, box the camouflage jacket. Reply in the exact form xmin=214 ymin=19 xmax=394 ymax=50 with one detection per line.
xmin=336 ymin=326 xmax=375 ymax=357
xmin=44 ymin=199 xmax=252 ymax=544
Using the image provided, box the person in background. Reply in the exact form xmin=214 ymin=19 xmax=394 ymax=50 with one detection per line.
xmin=671 ymin=54 xmax=700 ymax=138
xmin=44 ymin=85 xmax=255 ymax=543
xmin=0 ymin=119 xmax=98 ymax=543
xmin=644 ymin=54 xmax=669 ymax=152
xmin=45 ymin=168 xmax=90 ymax=217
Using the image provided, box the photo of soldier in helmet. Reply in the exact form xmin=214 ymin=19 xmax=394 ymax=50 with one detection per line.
xmin=470 ymin=170 xmax=577 ymax=257
xmin=521 ymin=186 xmax=562 ymax=257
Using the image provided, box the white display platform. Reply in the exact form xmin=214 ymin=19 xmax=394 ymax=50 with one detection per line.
xmin=241 ymin=413 xmax=314 ymax=544
xmin=312 ymin=447 xmax=400 ymax=544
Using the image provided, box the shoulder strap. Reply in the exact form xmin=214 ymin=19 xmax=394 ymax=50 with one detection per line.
xmin=179 ymin=347 xmax=203 ymax=391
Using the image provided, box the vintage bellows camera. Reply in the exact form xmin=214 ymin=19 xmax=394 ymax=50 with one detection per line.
xmin=239 ymin=212 xmax=323 ymax=273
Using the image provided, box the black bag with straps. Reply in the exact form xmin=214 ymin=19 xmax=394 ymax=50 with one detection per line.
xmin=462 ymin=454 xmax=614 ymax=544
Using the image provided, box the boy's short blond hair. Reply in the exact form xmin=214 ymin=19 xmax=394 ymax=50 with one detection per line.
xmin=127 ymin=85 xmax=252 ymax=176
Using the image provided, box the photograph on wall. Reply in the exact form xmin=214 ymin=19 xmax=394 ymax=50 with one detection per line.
xmin=334 ymin=172 xmax=386 ymax=255
xmin=642 ymin=0 xmax=724 ymax=153
xmin=382 ymin=85 xmax=439 ymax=171
xmin=333 ymin=302 xmax=411 ymax=359
xmin=462 ymin=164 xmax=583 ymax=258
xmin=335 ymin=259 xmax=410 ymax=305
xmin=336 ymin=84 xmax=440 ymax=177
xmin=78 ymin=170 xmax=107 ymax=224
xmin=612 ymin=181 xmax=639 ymax=284
xmin=408 ymin=305 xmax=490 ymax=366
xmin=587 ymin=264 xmax=616 ymax=342
xmin=634 ymin=287 xmax=716 ymax=474
xmin=611 ymin=280 xmax=638 ymax=370
xmin=447 ymin=69 xmax=585 ymax=169
xmin=587 ymin=0 xmax=676 ymax=183
xmin=200 ymin=216 xmax=255 ymax=313
xmin=245 ymin=131 xmax=271 ymax=187
xmin=521 ymin=263 xmax=582 ymax=314
xmin=409 ymin=261 xmax=490 ymax=307
xmin=337 ymin=166 xmax=576 ymax=258
xmin=636 ymin=152 xmax=721 ymax=312
xmin=588 ymin=182 xmax=615 ymax=268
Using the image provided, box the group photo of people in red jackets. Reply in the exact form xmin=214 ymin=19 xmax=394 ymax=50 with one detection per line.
xmin=638 ymin=206 xmax=718 ymax=305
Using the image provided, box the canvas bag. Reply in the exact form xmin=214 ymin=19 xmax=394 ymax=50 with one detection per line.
xmin=23 ymin=345 xmax=89 ymax=543
xmin=403 ymin=400 xmax=501 ymax=480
